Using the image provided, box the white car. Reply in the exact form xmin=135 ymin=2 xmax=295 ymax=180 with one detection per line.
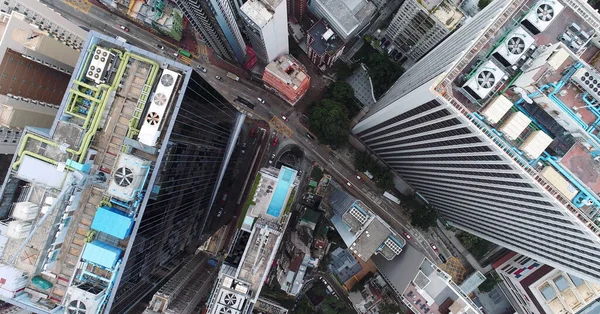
xmin=257 ymin=97 xmax=265 ymax=104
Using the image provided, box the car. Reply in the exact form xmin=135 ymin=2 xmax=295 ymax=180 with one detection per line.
xmin=250 ymin=128 xmax=256 ymax=138
xmin=173 ymin=52 xmax=179 ymax=57
xmin=305 ymin=133 xmax=314 ymax=140
xmin=430 ymin=243 xmax=438 ymax=252
xmin=156 ymin=44 xmax=165 ymax=50
xmin=215 ymin=75 xmax=223 ymax=81
xmin=403 ymin=232 xmax=412 ymax=240
xmin=220 ymin=193 xmax=228 ymax=205
xmin=439 ymin=254 xmax=447 ymax=264
xmin=344 ymin=180 xmax=352 ymax=187
xmin=281 ymin=115 xmax=289 ymax=122
xmin=269 ymin=153 xmax=276 ymax=164
xmin=257 ymin=97 xmax=266 ymax=104
xmin=197 ymin=65 xmax=207 ymax=73
xmin=355 ymin=174 xmax=363 ymax=182
xmin=271 ymin=137 xmax=279 ymax=146
xmin=217 ymin=208 xmax=223 ymax=217
xmin=119 ymin=25 xmax=129 ymax=32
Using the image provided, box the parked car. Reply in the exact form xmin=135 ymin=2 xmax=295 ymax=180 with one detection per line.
xmin=197 ymin=65 xmax=207 ymax=73
xmin=403 ymin=232 xmax=412 ymax=240
xmin=173 ymin=52 xmax=179 ymax=57
xmin=281 ymin=115 xmax=289 ymax=121
xmin=215 ymin=75 xmax=223 ymax=81
xmin=344 ymin=180 xmax=353 ymax=188
xmin=257 ymin=97 xmax=265 ymax=104
xmin=269 ymin=153 xmax=276 ymax=164
xmin=430 ymin=243 xmax=439 ymax=252
xmin=439 ymin=254 xmax=447 ymax=263
xmin=305 ymin=133 xmax=314 ymax=140
xmin=119 ymin=25 xmax=129 ymax=32
xmin=355 ymin=174 xmax=363 ymax=182
xmin=271 ymin=137 xmax=279 ymax=146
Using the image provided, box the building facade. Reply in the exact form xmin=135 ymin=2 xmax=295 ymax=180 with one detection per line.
xmin=175 ymin=0 xmax=247 ymax=63
xmin=306 ymin=20 xmax=345 ymax=71
xmin=385 ymin=0 xmax=463 ymax=62
xmin=353 ymin=0 xmax=600 ymax=284
xmin=287 ymin=0 xmax=307 ymax=22
xmin=0 ymin=31 xmax=243 ymax=313
xmin=240 ymin=0 xmax=288 ymax=64
xmin=308 ymin=0 xmax=375 ymax=40
xmin=263 ymin=55 xmax=310 ymax=105
xmin=493 ymin=252 xmax=600 ymax=314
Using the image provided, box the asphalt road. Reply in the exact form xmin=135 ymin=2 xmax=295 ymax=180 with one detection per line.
xmin=48 ymin=0 xmax=452 ymax=266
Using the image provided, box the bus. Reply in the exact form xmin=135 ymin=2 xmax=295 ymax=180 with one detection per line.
xmin=383 ymin=191 xmax=401 ymax=205
xmin=178 ymin=49 xmax=191 ymax=58
xmin=226 ymin=72 xmax=240 ymax=81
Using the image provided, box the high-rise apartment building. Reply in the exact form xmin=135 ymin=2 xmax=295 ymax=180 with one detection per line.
xmin=0 ymin=31 xmax=243 ymax=313
xmin=263 ymin=55 xmax=310 ymax=105
xmin=306 ymin=20 xmax=345 ymax=71
xmin=353 ymin=0 xmax=600 ymax=284
xmin=240 ymin=0 xmax=288 ymax=64
xmin=385 ymin=0 xmax=463 ymax=62
xmin=287 ymin=0 xmax=307 ymax=22
xmin=175 ymin=0 xmax=247 ymax=63
xmin=0 ymin=2 xmax=86 ymax=155
xmin=308 ymin=0 xmax=376 ymax=40
xmin=493 ymin=252 xmax=600 ymax=314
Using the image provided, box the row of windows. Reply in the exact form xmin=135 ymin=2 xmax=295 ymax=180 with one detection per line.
xmin=363 ymin=108 xmax=451 ymax=142
xmin=444 ymin=211 xmax=600 ymax=277
xmin=356 ymin=100 xmax=440 ymax=137
xmin=375 ymin=135 xmax=482 ymax=153
xmin=370 ymin=127 xmax=472 ymax=150
xmin=393 ymin=166 xmax=523 ymax=179
xmin=404 ymin=174 xmax=542 ymax=197
xmin=368 ymin=118 xmax=463 ymax=146
xmin=401 ymin=170 xmax=532 ymax=188
xmin=379 ymin=145 xmax=493 ymax=157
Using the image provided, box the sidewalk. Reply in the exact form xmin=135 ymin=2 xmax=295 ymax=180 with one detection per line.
xmin=435 ymin=221 xmax=493 ymax=274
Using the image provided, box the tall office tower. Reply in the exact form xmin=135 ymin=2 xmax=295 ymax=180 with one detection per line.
xmin=0 ymin=2 xmax=85 ymax=155
xmin=287 ymin=0 xmax=307 ymax=22
xmin=175 ymin=0 xmax=247 ymax=63
xmin=385 ymin=0 xmax=463 ymax=63
xmin=353 ymin=0 xmax=600 ymax=284
xmin=308 ymin=0 xmax=376 ymax=41
xmin=0 ymin=31 xmax=243 ymax=313
xmin=240 ymin=0 xmax=289 ymax=64
xmin=493 ymin=252 xmax=600 ymax=314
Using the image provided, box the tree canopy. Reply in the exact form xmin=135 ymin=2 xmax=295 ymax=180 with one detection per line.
xmin=410 ymin=206 xmax=439 ymax=230
xmin=309 ymin=99 xmax=349 ymax=148
xmin=378 ymin=303 xmax=404 ymax=314
xmin=376 ymin=171 xmax=394 ymax=190
xmin=320 ymin=295 xmax=347 ymax=314
xmin=363 ymin=52 xmax=403 ymax=98
xmin=478 ymin=0 xmax=492 ymax=9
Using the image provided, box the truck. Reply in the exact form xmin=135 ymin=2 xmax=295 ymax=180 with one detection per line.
xmin=383 ymin=191 xmax=401 ymax=205
xmin=178 ymin=49 xmax=191 ymax=58
xmin=115 ymin=36 xmax=127 ymax=43
xmin=227 ymin=72 xmax=240 ymax=82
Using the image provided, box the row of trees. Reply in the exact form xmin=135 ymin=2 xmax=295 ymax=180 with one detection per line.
xmin=410 ymin=206 xmax=439 ymax=230
xmin=308 ymin=81 xmax=360 ymax=148
xmin=354 ymin=151 xmax=395 ymax=190
xmin=457 ymin=232 xmax=492 ymax=260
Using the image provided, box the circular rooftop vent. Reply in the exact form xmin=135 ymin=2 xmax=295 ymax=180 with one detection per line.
xmin=160 ymin=74 xmax=174 ymax=87
xmin=477 ymin=71 xmax=496 ymax=89
xmin=585 ymin=72 xmax=590 ymax=77
xmin=146 ymin=112 xmax=160 ymax=125
xmin=153 ymin=93 xmax=167 ymax=106
xmin=219 ymin=308 xmax=233 ymax=314
xmin=114 ymin=167 xmax=134 ymax=187
xmin=95 ymin=49 xmax=101 ymax=55
xmin=507 ymin=37 xmax=526 ymax=55
xmin=223 ymin=293 xmax=237 ymax=305
xmin=67 ymin=300 xmax=87 ymax=314
xmin=537 ymin=4 xmax=554 ymax=22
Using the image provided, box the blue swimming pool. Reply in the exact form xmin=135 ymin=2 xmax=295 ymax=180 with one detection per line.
xmin=266 ymin=167 xmax=297 ymax=217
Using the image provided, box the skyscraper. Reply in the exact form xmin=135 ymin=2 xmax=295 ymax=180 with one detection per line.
xmin=385 ymin=0 xmax=463 ymax=62
xmin=353 ymin=0 xmax=600 ymax=283
xmin=0 ymin=31 xmax=243 ymax=313
xmin=176 ymin=0 xmax=247 ymax=63
xmin=240 ymin=0 xmax=289 ymax=64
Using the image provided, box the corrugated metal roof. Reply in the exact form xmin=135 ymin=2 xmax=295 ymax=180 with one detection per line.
xmin=91 ymin=206 xmax=134 ymax=240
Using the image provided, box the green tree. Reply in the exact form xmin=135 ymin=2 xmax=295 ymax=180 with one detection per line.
xmin=479 ymin=273 xmax=502 ymax=293
xmin=410 ymin=206 xmax=439 ymax=230
xmin=328 ymin=81 xmax=355 ymax=104
xmin=334 ymin=61 xmax=359 ymax=80
xmin=458 ymin=232 xmax=480 ymax=248
xmin=320 ymin=295 xmax=346 ymax=314
xmin=363 ymin=35 xmax=372 ymax=43
xmin=311 ymin=167 xmax=324 ymax=181
xmin=478 ymin=0 xmax=492 ymax=9
xmin=379 ymin=303 xmax=404 ymax=314
xmin=376 ymin=171 xmax=395 ymax=190
xmin=363 ymin=53 xmax=404 ymax=97
xmin=354 ymin=151 xmax=372 ymax=172
xmin=309 ymin=99 xmax=349 ymax=148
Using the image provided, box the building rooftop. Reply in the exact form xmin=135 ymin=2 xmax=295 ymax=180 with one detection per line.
xmin=350 ymin=217 xmax=390 ymax=261
xmin=313 ymin=0 xmax=375 ymax=37
xmin=437 ymin=0 xmax=600 ymax=228
xmin=329 ymin=248 xmax=362 ymax=283
xmin=265 ymin=55 xmax=310 ymax=92
xmin=0 ymin=31 xmax=191 ymax=313
xmin=307 ymin=20 xmax=345 ymax=56
xmin=431 ymin=1 xmax=463 ymax=30
xmin=241 ymin=0 xmax=275 ymax=28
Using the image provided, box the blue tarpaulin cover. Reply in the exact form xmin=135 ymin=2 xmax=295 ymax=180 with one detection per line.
xmin=82 ymin=240 xmax=122 ymax=269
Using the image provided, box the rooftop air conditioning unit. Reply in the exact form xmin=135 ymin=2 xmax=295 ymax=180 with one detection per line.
xmin=462 ymin=60 xmax=506 ymax=100
xmin=64 ymin=283 xmax=106 ymax=314
xmin=106 ymin=153 xmax=151 ymax=202
xmin=521 ymin=0 xmax=565 ymax=35
xmin=493 ymin=26 xmax=536 ymax=66
xmin=572 ymin=67 xmax=600 ymax=103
